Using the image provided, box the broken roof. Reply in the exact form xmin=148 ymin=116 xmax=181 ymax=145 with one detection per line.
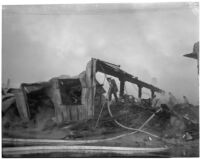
xmin=94 ymin=58 xmax=164 ymax=93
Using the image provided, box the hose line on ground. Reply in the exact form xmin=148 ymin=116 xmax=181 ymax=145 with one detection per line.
xmin=3 ymin=103 xmax=159 ymax=146
xmin=106 ymin=101 xmax=159 ymax=138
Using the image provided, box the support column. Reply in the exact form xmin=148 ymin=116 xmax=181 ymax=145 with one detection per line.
xmin=138 ymin=85 xmax=142 ymax=98
xmin=151 ymin=90 xmax=155 ymax=98
xmin=119 ymin=79 xmax=125 ymax=97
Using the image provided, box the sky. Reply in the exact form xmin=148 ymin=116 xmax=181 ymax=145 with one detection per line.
xmin=2 ymin=3 xmax=199 ymax=104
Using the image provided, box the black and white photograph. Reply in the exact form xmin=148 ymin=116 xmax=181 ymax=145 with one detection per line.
xmin=2 ymin=2 xmax=199 ymax=157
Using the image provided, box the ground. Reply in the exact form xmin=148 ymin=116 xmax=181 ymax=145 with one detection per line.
xmin=2 ymin=100 xmax=199 ymax=157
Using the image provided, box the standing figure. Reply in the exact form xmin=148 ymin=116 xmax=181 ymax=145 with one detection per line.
xmin=107 ymin=77 xmax=118 ymax=102
xmin=183 ymin=96 xmax=190 ymax=104
xmin=151 ymin=94 xmax=159 ymax=108
xmin=168 ymin=92 xmax=178 ymax=108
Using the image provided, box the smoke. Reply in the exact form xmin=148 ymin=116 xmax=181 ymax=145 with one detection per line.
xmin=2 ymin=3 xmax=199 ymax=104
xmin=151 ymin=77 xmax=158 ymax=86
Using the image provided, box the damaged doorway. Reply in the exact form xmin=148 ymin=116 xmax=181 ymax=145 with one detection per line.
xmin=59 ymin=79 xmax=82 ymax=105
xmin=21 ymin=83 xmax=55 ymax=130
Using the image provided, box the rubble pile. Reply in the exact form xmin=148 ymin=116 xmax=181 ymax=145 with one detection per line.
xmin=171 ymin=104 xmax=199 ymax=139
xmin=2 ymin=90 xmax=199 ymax=141
xmin=94 ymin=99 xmax=199 ymax=141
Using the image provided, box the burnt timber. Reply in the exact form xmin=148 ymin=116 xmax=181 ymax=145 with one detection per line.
xmin=94 ymin=58 xmax=164 ymax=98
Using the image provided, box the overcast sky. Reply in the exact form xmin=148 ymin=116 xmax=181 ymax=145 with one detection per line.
xmin=2 ymin=3 xmax=199 ymax=104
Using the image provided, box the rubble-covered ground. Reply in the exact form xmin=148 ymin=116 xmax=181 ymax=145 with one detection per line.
xmin=2 ymin=95 xmax=199 ymax=157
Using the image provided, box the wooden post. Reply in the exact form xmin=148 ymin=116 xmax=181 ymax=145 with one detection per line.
xmin=138 ymin=85 xmax=142 ymax=98
xmin=15 ymin=90 xmax=30 ymax=122
xmin=119 ymin=79 xmax=125 ymax=97
xmin=151 ymin=90 xmax=155 ymax=98
xmin=50 ymin=79 xmax=64 ymax=124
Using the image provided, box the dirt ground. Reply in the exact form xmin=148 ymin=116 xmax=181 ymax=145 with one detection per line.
xmin=2 ymin=100 xmax=199 ymax=157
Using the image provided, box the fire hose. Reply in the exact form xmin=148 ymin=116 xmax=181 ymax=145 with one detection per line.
xmin=3 ymin=103 xmax=160 ymax=147
xmin=106 ymin=101 xmax=160 ymax=138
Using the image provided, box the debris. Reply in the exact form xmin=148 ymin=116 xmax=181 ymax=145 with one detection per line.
xmin=183 ymin=132 xmax=193 ymax=141
xmin=148 ymin=137 xmax=152 ymax=141
xmin=107 ymin=101 xmax=160 ymax=138
xmin=15 ymin=90 xmax=30 ymax=122
xmin=2 ymin=97 xmax=15 ymax=114
xmin=2 ymin=93 xmax=15 ymax=101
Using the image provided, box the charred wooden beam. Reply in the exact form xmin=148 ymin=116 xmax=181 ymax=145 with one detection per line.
xmin=123 ymin=76 xmax=163 ymax=93
xmin=138 ymin=85 xmax=142 ymax=98
xmin=15 ymin=90 xmax=30 ymax=121
xmin=151 ymin=90 xmax=155 ymax=98
xmin=95 ymin=58 xmax=164 ymax=94
xmin=119 ymin=79 xmax=125 ymax=97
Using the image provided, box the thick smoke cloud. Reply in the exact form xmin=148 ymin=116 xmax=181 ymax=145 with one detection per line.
xmin=2 ymin=3 xmax=199 ymax=104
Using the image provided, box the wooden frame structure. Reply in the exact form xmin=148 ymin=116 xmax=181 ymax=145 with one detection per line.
xmin=94 ymin=58 xmax=164 ymax=98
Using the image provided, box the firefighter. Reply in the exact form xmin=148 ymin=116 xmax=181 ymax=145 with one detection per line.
xmin=107 ymin=77 xmax=118 ymax=102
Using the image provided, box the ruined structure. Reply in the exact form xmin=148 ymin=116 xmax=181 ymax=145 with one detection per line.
xmin=2 ymin=59 xmax=199 ymax=158
xmin=94 ymin=58 xmax=164 ymax=98
xmin=5 ymin=58 xmax=164 ymax=124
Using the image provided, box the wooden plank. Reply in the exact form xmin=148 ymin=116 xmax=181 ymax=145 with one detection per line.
xmin=96 ymin=59 xmax=164 ymax=93
xmin=76 ymin=106 xmax=81 ymax=120
xmin=81 ymin=88 xmax=87 ymax=105
xmin=62 ymin=106 xmax=67 ymax=121
xmin=63 ymin=106 xmax=70 ymax=122
xmin=78 ymin=105 xmax=84 ymax=120
xmin=54 ymin=104 xmax=63 ymax=124
xmin=68 ymin=106 xmax=73 ymax=121
xmin=2 ymin=93 xmax=14 ymax=101
xmin=50 ymin=80 xmax=64 ymax=124
xmin=70 ymin=106 xmax=77 ymax=121
xmin=61 ymin=105 xmax=70 ymax=122
xmin=81 ymin=105 xmax=86 ymax=120
xmin=76 ymin=106 xmax=80 ymax=120
xmin=78 ymin=106 xmax=84 ymax=120
xmin=74 ymin=106 xmax=78 ymax=121
xmin=77 ymin=105 xmax=82 ymax=120
xmin=87 ymin=88 xmax=93 ymax=118
xmin=15 ymin=91 xmax=30 ymax=121
xmin=68 ymin=105 xmax=86 ymax=121
xmin=2 ymin=97 xmax=15 ymax=113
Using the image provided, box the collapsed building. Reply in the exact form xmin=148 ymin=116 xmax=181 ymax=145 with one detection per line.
xmin=5 ymin=58 xmax=164 ymax=125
